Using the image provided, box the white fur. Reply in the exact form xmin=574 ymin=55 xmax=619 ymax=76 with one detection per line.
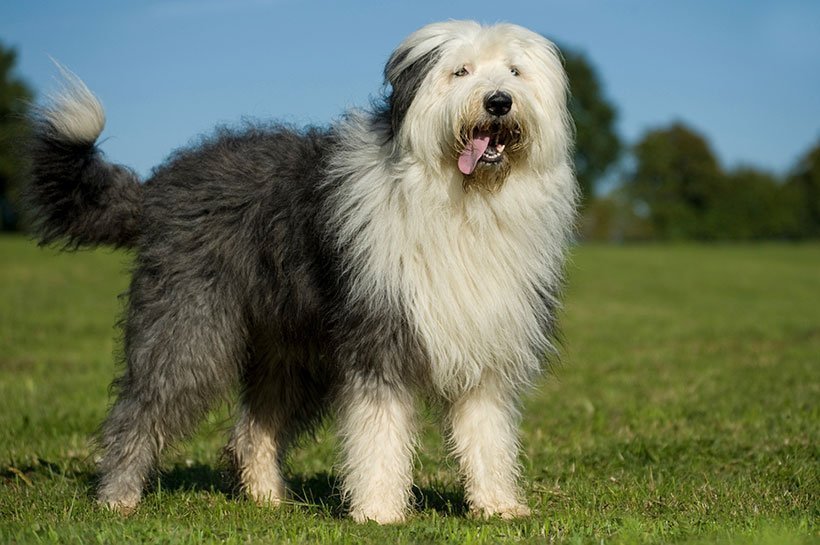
xmin=329 ymin=22 xmax=576 ymax=398
xmin=448 ymin=372 xmax=530 ymax=518
xmin=327 ymin=23 xmax=575 ymax=521
xmin=337 ymin=377 xmax=417 ymax=524
xmin=41 ymin=63 xmax=105 ymax=144
xmin=230 ymin=408 xmax=286 ymax=505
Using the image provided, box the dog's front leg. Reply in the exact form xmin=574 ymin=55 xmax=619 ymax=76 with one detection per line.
xmin=448 ymin=373 xmax=531 ymax=519
xmin=337 ymin=374 xmax=416 ymax=524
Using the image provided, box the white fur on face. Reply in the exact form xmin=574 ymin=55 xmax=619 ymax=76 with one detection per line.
xmin=329 ymin=22 xmax=577 ymax=398
xmin=397 ymin=21 xmax=572 ymax=176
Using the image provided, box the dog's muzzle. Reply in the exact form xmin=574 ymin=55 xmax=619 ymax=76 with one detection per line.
xmin=457 ymin=92 xmax=522 ymax=176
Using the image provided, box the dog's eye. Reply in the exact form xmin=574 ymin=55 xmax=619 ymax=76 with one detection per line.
xmin=454 ymin=67 xmax=470 ymax=77
xmin=510 ymin=66 xmax=520 ymax=77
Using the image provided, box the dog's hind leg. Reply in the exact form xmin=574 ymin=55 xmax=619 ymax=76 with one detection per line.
xmin=228 ymin=352 xmax=329 ymax=505
xmin=96 ymin=275 xmax=246 ymax=514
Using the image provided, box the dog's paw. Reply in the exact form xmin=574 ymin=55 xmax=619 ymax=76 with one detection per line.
xmin=349 ymin=506 xmax=407 ymax=525
xmin=248 ymin=491 xmax=284 ymax=508
xmin=246 ymin=482 xmax=286 ymax=507
xmin=97 ymin=482 xmax=142 ymax=516
xmin=470 ymin=502 xmax=531 ymax=520
xmin=98 ymin=496 xmax=140 ymax=516
xmin=497 ymin=503 xmax=532 ymax=520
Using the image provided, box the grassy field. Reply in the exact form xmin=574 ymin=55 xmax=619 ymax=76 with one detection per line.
xmin=0 ymin=235 xmax=817 ymax=544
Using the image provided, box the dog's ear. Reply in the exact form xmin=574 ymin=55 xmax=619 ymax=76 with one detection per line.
xmin=383 ymin=45 xmax=441 ymax=137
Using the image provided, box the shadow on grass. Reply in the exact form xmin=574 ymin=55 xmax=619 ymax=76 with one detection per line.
xmin=141 ymin=464 xmax=469 ymax=518
xmin=152 ymin=463 xmax=236 ymax=497
xmin=413 ymin=482 xmax=469 ymax=517
xmin=7 ymin=459 xmax=470 ymax=518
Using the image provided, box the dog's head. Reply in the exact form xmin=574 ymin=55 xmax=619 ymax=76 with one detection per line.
xmin=384 ymin=21 xmax=572 ymax=192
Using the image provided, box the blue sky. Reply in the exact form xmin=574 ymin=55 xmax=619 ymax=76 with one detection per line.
xmin=3 ymin=0 xmax=819 ymax=181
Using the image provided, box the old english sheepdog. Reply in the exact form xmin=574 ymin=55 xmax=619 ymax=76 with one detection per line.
xmin=26 ymin=20 xmax=577 ymax=523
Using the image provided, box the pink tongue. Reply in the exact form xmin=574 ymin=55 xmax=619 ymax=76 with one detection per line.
xmin=458 ymin=135 xmax=490 ymax=175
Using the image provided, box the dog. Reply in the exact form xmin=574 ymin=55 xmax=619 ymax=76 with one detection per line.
xmin=26 ymin=20 xmax=577 ymax=523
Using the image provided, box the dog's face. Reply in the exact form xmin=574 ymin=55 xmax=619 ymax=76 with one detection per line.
xmin=385 ymin=21 xmax=571 ymax=191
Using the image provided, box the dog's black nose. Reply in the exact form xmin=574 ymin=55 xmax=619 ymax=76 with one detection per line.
xmin=484 ymin=92 xmax=513 ymax=116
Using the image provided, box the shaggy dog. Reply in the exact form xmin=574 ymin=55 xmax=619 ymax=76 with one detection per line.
xmin=27 ymin=20 xmax=577 ymax=523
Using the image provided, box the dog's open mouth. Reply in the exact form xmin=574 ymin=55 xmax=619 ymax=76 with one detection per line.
xmin=458 ymin=123 xmax=520 ymax=175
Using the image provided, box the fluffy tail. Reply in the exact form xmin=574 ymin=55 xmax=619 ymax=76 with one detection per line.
xmin=27 ymin=67 xmax=142 ymax=249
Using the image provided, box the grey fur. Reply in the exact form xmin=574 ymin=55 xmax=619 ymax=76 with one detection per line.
xmin=384 ymin=45 xmax=443 ymax=137
xmin=28 ymin=117 xmax=435 ymax=512
xmin=26 ymin=130 xmax=143 ymax=249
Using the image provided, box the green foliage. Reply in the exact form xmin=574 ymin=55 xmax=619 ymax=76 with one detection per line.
xmin=561 ymin=47 xmax=622 ymax=206
xmin=2 ymin=236 xmax=818 ymax=544
xmin=706 ymin=167 xmax=802 ymax=240
xmin=620 ymin=122 xmax=819 ymax=241
xmin=578 ymin=190 xmax=654 ymax=242
xmin=785 ymin=141 xmax=820 ymax=237
xmin=626 ymin=123 xmax=723 ymax=239
xmin=0 ymin=42 xmax=33 ymax=231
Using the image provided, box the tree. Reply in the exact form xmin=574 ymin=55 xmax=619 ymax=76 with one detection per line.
xmin=786 ymin=140 xmax=820 ymax=237
xmin=709 ymin=167 xmax=799 ymax=240
xmin=625 ymin=122 xmax=724 ymax=239
xmin=0 ymin=42 xmax=33 ymax=231
xmin=561 ymin=47 xmax=621 ymax=206
xmin=578 ymin=189 xmax=654 ymax=242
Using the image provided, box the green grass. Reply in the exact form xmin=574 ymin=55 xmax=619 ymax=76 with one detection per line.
xmin=1 ymin=235 xmax=818 ymax=544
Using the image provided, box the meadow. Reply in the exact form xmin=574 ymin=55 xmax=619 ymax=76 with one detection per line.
xmin=1 ymin=235 xmax=817 ymax=544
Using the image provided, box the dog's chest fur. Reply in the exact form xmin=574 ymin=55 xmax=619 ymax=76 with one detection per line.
xmin=398 ymin=192 xmax=551 ymax=395
xmin=329 ymin=143 xmax=571 ymax=395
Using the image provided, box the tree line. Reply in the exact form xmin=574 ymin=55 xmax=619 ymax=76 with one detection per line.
xmin=583 ymin=123 xmax=820 ymax=241
xmin=1 ymin=41 xmax=818 ymax=240
xmin=562 ymin=47 xmax=820 ymax=242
